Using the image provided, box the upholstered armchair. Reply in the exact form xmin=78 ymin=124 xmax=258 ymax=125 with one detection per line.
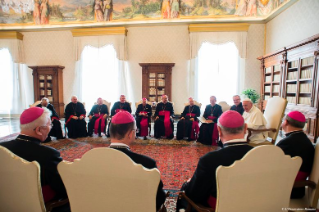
xmin=58 ymin=148 xmax=168 ymax=212
xmin=0 ymin=146 xmax=68 ymax=212
xmin=217 ymin=101 xmax=230 ymax=112
xmin=247 ymin=97 xmax=287 ymax=145
xmin=179 ymin=145 xmax=301 ymax=212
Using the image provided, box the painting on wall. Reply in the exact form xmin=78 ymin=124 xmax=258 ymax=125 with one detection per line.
xmin=0 ymin=0 xmax=292 ymax=27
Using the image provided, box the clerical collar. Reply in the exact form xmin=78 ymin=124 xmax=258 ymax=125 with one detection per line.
xmin=223 ymin=138 xmax=248 ymax=148
xmin=16 ymin=134 xmax=41 ymax=144
xmin=285 ymin=130 xmax=304 ymax=137
xmin=109 ymin=143 xmax=130 ymax=151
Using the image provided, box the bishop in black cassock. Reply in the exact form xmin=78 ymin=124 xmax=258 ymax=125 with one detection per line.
xmin=177 ymin=111 xmax=253 ymax=211
xmin=197 ymin=96 xmax=223 ymax=145
xmin=154 ymin=95 xmax=175 ymax=139
xmin=65 ymin=96 xmax=87 ymax=139
xmin=277 ymin=111 xmax=315 ymax=199
xmin=0 ymin=107 xmax=68 ymax=208
xmin=135 ymin=98 xmax=152 ymax=139
xmin=87 ymin=98 xmax=109 ymax=137
xmin=176 ymin=98 xmax=201 ymax=141
xmin=36 ymin=98 xmax=63 ymax=141
xmin=230 ymin=95 xmax=244 ymax=115
xmin=107 ymin=95 xmax=132 ymax=137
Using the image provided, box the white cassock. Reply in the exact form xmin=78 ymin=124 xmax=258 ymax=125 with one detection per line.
xmin=243 ymin=105 xmax=268 ymax=144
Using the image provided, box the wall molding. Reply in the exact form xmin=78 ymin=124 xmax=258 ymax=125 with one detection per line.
xmin=71 ymin=27 xmax=127 ymax=37
xmin=189 ymin=23 xmax=250 ymax=33
xmin=0 ymin=31 xmax=23 ymax=40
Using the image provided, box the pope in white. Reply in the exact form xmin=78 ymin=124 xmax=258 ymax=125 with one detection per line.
xmin=242 ymin=98 xmax=267 ymax=144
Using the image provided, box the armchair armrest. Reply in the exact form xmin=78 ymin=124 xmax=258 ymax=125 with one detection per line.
xmin=46 ymin=198 xmax=69 ymax=212
xmin=247 ymin=128 xmax=276 ymax=143
xmin=293 ymin=180 xmax=316 ymax=189
xmin=178 ymin=191 xmax=215 ymax=212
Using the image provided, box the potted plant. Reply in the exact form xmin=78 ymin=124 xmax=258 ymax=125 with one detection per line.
xmin=242 ymin=89 xmax=260 ymax=104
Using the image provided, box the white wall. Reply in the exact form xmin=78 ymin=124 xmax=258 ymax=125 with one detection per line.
xmin=23 ymin=31 xmax=75 ymax=105
xmin=266 ymin=0 xmax=319 ymax=54
xmin=22 ymin=24 xmax=264 ymax=114
xmin=245 ymin=24 xmax=265 ymax=94
xmin=127 ymin=25 xmax=190 ymax=113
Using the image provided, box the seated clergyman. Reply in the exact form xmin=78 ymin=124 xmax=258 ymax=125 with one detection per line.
xmin=176 ymin=97 xmax=200 ymax=141
xmin=197 ymin=96 xmax=223 ymax=146
xmin=135 ymin=98 xmax=152 ymax=140
xmin=65 ymin=96 xmax=87 ymax=139
xmin=0 ymin=107 xmax=69 ymax=209
xmin=154 ymin=95 xmax=175 ymax=139
xmin=107 ymin=95 xmax=132 ymax=137
xmin=242 ymin=98 xmax=267 ymax=144
xmin=176 ymin=111 xmax=253 ymax=211
xmin=36 ymin=97 xmax=63 ymax=142
xmin=87 ymin=98 xmax=109 ymax=137
xmin=230 ymin=95 xmax=244 ymax=115
xmin=276 ymin=111 xmax=315 ymax=199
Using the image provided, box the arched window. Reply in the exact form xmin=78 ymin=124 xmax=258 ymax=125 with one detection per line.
xmin=81 ymin=45 xmax=119 ymax=111
xmin=0 ymin=48 xmax=13 ymax=114
xmin=197 ymin=42 xmax=239 ymax=106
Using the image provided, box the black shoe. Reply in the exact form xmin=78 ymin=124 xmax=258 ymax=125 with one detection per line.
xmin=143 ymin=136 xmax=147 ymax=140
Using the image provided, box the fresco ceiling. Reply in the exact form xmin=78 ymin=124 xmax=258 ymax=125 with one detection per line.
xmin=0 ymin=0 xmax=297 ymax=30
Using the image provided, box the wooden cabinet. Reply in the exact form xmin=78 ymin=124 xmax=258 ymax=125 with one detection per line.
xmin=258 ymin=34 xmax=319 ymax=142
xmin=139 ymin=63 xmax=174 ymax=102
xmin=30 ymin=66 xmax=65 ymax=118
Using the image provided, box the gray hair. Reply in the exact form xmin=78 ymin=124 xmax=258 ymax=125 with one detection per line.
xmin=71 ymin=95 xmax=77 ymax=100
xmin=210 ymin=96 xmax=217 ymax=101
xmin=233 ymin=95 xmax=241 ymax=99
xmin=285 ymin=115 xmax=306 ymax=129
xmin=217 ymin=121 xmax=245 ymax=135
xmin=41 ymin=97 xmax=49 ymax=103
xmin=20 ymin=107 xmax=51 ymax=131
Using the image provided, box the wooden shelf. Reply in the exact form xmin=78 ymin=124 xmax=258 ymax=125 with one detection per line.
xmin=140 ymin=63 xmax=174 ymax=102
xmin=265 ymin=73 xmax=271 ymax=76
xmin=299 ymin=78 xmax=312 ymax=81
xmin=30 ymin=66 xmax=65 ymax=118
xmin=259 ymin=34 xmax=319 ymax=142
xmin=301 ymin=64 xmax=313 ymax=69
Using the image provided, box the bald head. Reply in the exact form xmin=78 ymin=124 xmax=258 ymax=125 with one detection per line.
xmin=189 ymin=97 xmax=194 ymax=106
xmin=162 ymin=95 xmax=168 ymax=103
xmin=71 ymin=96 xmax=78 ymax=104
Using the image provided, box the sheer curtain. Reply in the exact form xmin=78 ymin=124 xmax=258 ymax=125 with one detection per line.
xmin=81 ymin=45 xmax=120 ymax=111
xmin=0 ymin=48 xmax=13 ymax=114
xmin=196 ymin=42 xmax=239 ymax=106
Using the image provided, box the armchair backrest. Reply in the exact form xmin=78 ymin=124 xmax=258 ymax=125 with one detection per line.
xmin=58 ymin=148 xmax=160 ymax=212
xmin=218 ymin=101 xmax=231 ymax=112
xmin=29 ymin=101 xmax=42 ymax=108
xmin=216 ymin=145 xmax=302 ymax=212
xmin=263 ymin=97 xmax=288 ymax=141
xmin=308 ymin=141 xmax=319 ymax=208
xmin=94 ymin=100 xmax=111 ymax=114
xmin=184 ymin=101 xmax=202 ymax=109
xmin=0 ymin=146 xmax=45 ymax=212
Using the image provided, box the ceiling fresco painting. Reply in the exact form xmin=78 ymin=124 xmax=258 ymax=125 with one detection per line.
xmin=0 ymin=0 xmax=293 ymax=28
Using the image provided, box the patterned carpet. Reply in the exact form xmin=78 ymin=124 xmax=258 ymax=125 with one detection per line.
xmin=0 ymin=134 xmax=218 ymax=211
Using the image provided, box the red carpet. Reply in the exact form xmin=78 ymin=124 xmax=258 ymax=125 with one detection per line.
xmin=1 ymin=134 xmax=217 ymax=211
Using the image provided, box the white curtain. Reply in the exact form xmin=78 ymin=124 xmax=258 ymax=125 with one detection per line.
xmin=196 ymin=42 xmax=239 ymax=106
xmin=76 ymin=45 xmax=134 ymax=112
xmin=188 ymin=31 xmax=247 ymax=106
xmin=0 ymin=39 xmax=25 ymax=63
xmin=0 ymin=48 xmax=32 ymax=115
xmin=73 ymin=34 xmax=132 ymax=111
